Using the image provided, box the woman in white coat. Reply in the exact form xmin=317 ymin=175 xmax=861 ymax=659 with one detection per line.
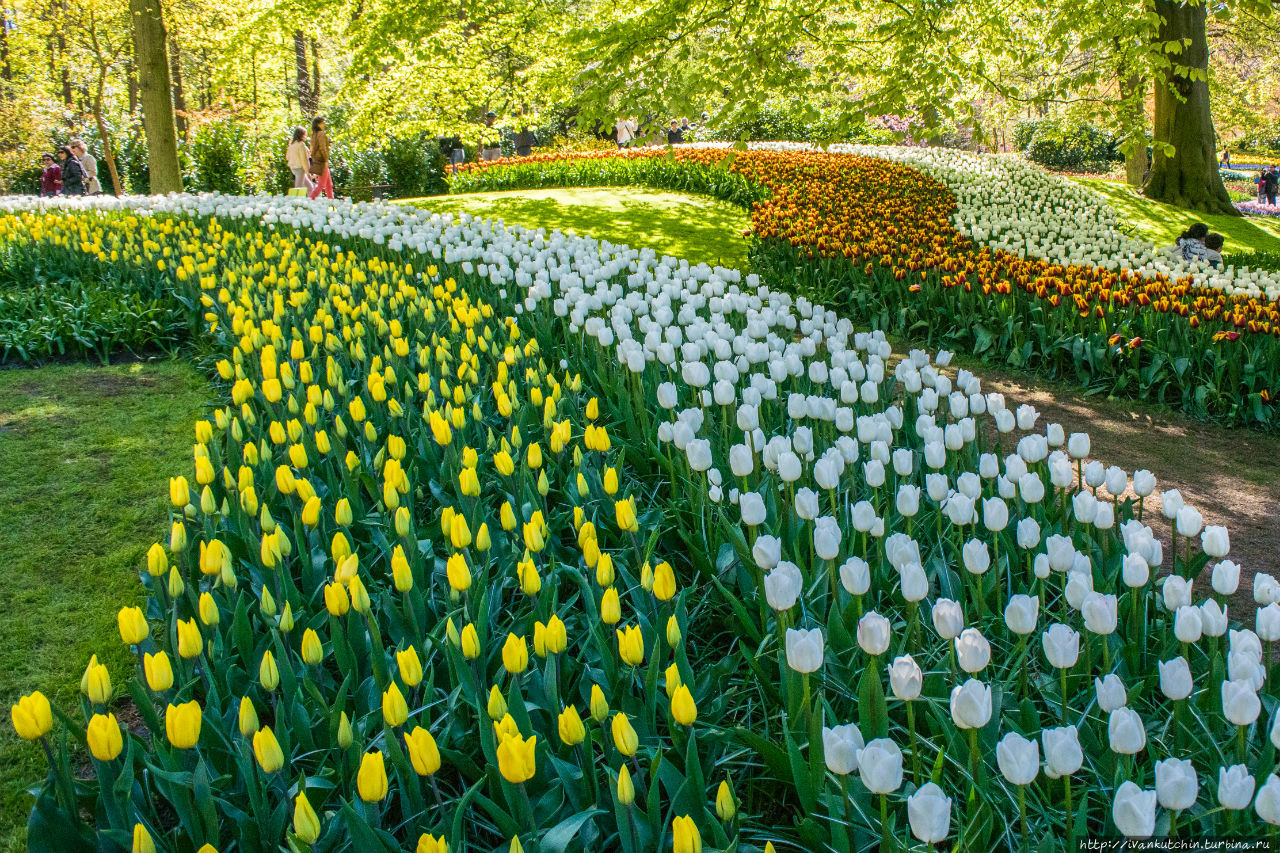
xmin=286 ymin=128 xmax=313 ymax=191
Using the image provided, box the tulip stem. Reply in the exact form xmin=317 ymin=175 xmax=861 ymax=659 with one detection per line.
xmin=1238 ymin=724 xmax=1248 ymax=765
xmin=1017 ymin=785 xmax=1028 ymax=852
xmin=1064 ymin=776 xmax=1074 ymax=852
xmin=1059 ymin=666 xmax=1068 ymax=724
xmin=906 ymin=700 xmax=920 ymax=784
xmin=879 ymin=792 xmax=890 ymax=853
xmin=1168 ymin=808 xmax=1177 ymax=839
xmin=967 ymin=727 xmax=980 ymax=789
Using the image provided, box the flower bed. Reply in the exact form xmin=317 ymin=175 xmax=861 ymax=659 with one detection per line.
xmin=452 ymin=145 xmax=1280 ymax=430
xmin=6 ymin=194 xmax=1280 ymax=853
xmin=1237 ymin=201 xmax=1280 ymax=219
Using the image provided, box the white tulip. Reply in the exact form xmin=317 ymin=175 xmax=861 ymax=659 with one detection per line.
xmin=888 ymin=654 xmax=922 ymax=700
xmin=839 ymin=557 xmax=870 ymax=596
xmin=1155 ymin=757 xmax=1198 ymax=810
xmin=1095 ymin=673 xmax=1127 ymax=713
xmin=932 ymin=598 xmax=964 ymax=640
xmin=856 ymin=738 xmax=903 ymax=794
xmin=739 ymin=492 xmax=766 ymax=526
xmin=1112 ymin=781 xmax=1156 ymax=838
xmin=856 ymin=611 xmax=891 ymax=656
xmin=1082 ymin=593 xmax=1118 ymax=635
xmin=1042 ymin=726 xmax=1083 ymax=778
xmin=1258 ymin=603 xmax=1280 ymax=641
xmin=1175 ymin=505 xmax=1203 ymax=538
xmin=822 ymin=723 xmax=864 ymax=775
xmin=955 ymin=628 xmax=991 ymax=673
xmin=949 ymin=679 xmax=992 ymax=729
xmin=764 ymin=562 xmax=802 ymax=612
xmin=1067 ymin=433 xmax=1090 ymax=459
xmin=1222 ymin=679 xmax=1262 ymax=726
xmin=1255 ymin=774 xmax=1280 ymax=825
xmin=906 ymin=782 xmax=951 ymax=844
xmin=1042 ymin=624 xmax=1080 ymax=669
xmin=1201 ymin=599 xmax=1229 ymax=637
xmin=995 ymin=731 xmax=1039 ymax=786
xmin=1174 ymin=606 xmax=1203 ymax=644
xmin=784 ymin=628 xmax=824 ymax=673
xmin=1158 ymin=657 xmax=1194 ymax=701
xmin=982 ymin=497 xmax=1008 ymax=532
xmin=813 ymin=516 xmax=842 ymax=561
xmin=1202 ymin=525 xmax=1230 ymax=558
xmin=1211 ymin=560 xmax=1241 ymax=596
xmin=1004 ymin=594 xmax=1038 ymax=635
xmin=961 ymin=539 xmax=990 ymax=575
xmin=1132 ymin=469 xmax=1156 ymax=496
xmin=1219 ymin=765 xmax=1257 ymax=810
xmin=1107 ymin=707 xmax=1146 ymax=755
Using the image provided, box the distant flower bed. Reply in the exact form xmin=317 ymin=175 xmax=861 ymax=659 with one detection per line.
xmin=454 ymin=145 xmax=1280 ymax=429
xmin=1237 ymin=201 xmax=1280 ymax=218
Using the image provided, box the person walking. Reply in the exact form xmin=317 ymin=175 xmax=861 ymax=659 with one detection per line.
xmin=71 ymin=139 xmax=100 ymax=194
xmin=57 ymin=146 xmax=85 ymax=196
xmin=1265 ymin=166 xmax=1279 ymax=206
xmin=308 ymin=116 xmax=334 ymax=200
xmin=1257 ymin=169 xmax=1267 ymax=203
xmin=39 ymin=153 xmax=61 ymax=197
xmin=615 ymin=115 xmax=637 ymax=148
xmin=286 ymin=127 xmax=313 ymax=192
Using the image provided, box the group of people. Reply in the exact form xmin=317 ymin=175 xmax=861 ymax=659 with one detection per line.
xmin=1172 ymin=222 xmax=1226 ymax=268
xmin=1256 ymin=166 xmax=1278 ymax=205
xmin=614 ymin=115 xmax=702 ymax=148
xmin=285 ymin=116 xmax=333 ymax=199
xmin=39 ymin=140 xmax=100 ymax=197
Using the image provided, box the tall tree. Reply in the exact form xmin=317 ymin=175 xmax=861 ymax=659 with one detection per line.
xmin=1144 ymin=0 xmax=1234 ymax=212
xmin=128 ymin=0 xmax=182 ymax=191
xmin=293 ymin=29 xmax=316 ymax=116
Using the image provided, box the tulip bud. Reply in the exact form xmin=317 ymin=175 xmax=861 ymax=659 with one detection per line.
xmin=259 ymin=651 xmax=279 ymax=692
xmin=405 ymin=726 xmax=441 ymax=775
xmin=823 ymin=723 xmax=864 ymax=775
xmin=590 ymin=685 xmax=609 ymax=722
xmin=145 ymin=652 xmax=174 ymax=692
xmin=1112 ymin=781 xmax=1156 ymax=838
xmin=996 ymin=731 xmax=1039 ymax=786
xmin=616 ymin=764 xmax=635 ymax=806
xmin=715 ymin=780 xmax=736 ymax=821
xmin=1219 ymin=764 xmax=1256 ymax=810
xmin=1154 ymin=757 xmax=1198 ymax=811
xmin=238 ymin=696 xmax=259 ymax=736
xmin=253 ymin=725 xmax=284 ymax=773
xmin=337 ymin=712 xmax=353 ymax=749
xmin=86 ymin=712 xmax=123 ymax=761
xmin=855 ymin=738 xmax=904 ymax=794
xmin=357 ymin=751 xmax=389 ymax=802
xmin=133 ymin=824 xmax=157 ymax=853
xmin=611 ymin=712 xmax=638 ymax=756
xmin=293 ymin=790 xmax=321 ymax=843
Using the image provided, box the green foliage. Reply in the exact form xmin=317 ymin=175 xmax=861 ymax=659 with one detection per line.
xmin=1018 ymin=119 xmax=1123 ymax=173
xmin=381 ymin=136 xmax=447 ymax=198
xmin=187 ymin=122 xmax=249 ymax=195
xmin=1229 ymin=250 xmax=1280 ymax=272
xmin=0 ymin=244 xmax=199 ymax=364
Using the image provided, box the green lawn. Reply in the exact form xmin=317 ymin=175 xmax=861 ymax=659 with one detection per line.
xmin=400 ymin=187 xmax=752 ymax=270
xmin=0 ymin=360 xmax=208 ymax=853
xmin=1074 ymin=177 xmax=1280 ymax=256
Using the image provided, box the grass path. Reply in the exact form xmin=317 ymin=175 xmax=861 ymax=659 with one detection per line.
xmin=399 ymin=187 xmax=752 ymax=270
xmin=0 ymin=360 xmax=208 ymax=853
xmin=1074 ymin=177 xmax=1280 ymax=256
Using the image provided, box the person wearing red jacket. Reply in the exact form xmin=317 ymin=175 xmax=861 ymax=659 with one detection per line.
xmin=39 ymin=153 xmax=61 ymax=197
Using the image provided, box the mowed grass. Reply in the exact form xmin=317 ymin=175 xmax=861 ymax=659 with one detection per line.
xmin=400 ymin=187 xmax=752 ymax=270
xmin=1074 ymin=177 xmax=1280 ymax=257
xmin=0 ymin=360 xmax=208 ymax=853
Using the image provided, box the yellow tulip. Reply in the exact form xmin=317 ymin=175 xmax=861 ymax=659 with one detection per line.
xmin=446 ymin=553 xmax=472 ymax=592
xmin=715 ymin=779 xmax=736 ymax=821
xmin=595 ymin=552 xmax=614 ymax=587
xmin=165 ymin=701 xmax=202 ymax=749
xmin=417 ymin=833 xmax=448 ymax=853
xmin=253 ymin=725 xmax=284 ymax=773
xmin=617 ymin=625 xmax=644 ymax=666
xmin=144 ymin=651 xmax=173 ymax=691
xmin=391 ymin=545 xmax=413 ymax=592
xmin=494 ymin=450 xmax=514 ymax=476
xmin=672 ymin=815 xmax=703 ymax=853
xmin=460 ymin=623 xmax=480 ymax=659
xmin=84 ymin=663 xmax=112 ymax=705
xmin=357 ymin=751 xmax=389 ymax=802
xmin=667 ymin=615 xmax=682 ymax=648
xmin=11 ymin=691 xmax=52 ymax=741
xmin=602 ymin=467 xmax=618 ymax=495
xmin=616 ymin=764 xmax=635 ymax=806
xmin=586 ymin=397 xmax=599 ymax=420
xmin=671 ymin=685 xmax=698 ymax=726
xmin=324 ymin=582 xmax=350 ymax=615
xmin=653 ymin=561 xmax=677 ymax=601
xmin=170 ymin=476 xmax=190 ymax=508
xmin=611 ymin=712 xmax=638 ymax=756
xmin=557 ymin=706 xmax=585 ymax=746
xmin=500 ymin=501 xmax=517 ymax=531
xmin=396 ymin=647 xmax=423 ymax=686
xmin=495 ymin=732 xmax=537 ymax=783
xmin=338 ymin=712 xmax=353 ymax=749
xmin=614 ymin=497 xmax=637 ymax=531
xmin=526 ymin=442 xmax=542 ymax=469
xmin=259 ymin=651 xmax=280 ymax=691
xmin=117 ymin=606 xmax=149 ymax=645
xmin=301 ymin=629 xmax=324 ymax=665
xmin=177 ymin=618 xmax=204 ymax=659
xmin=600 ymin=587 xmax=621 ymax=624
xmin=475 ymin=523 xmax=491 ymax=552
xmin=394 ymin=506 xmax=411 ymax=537
xmin=502 ymin=633 xmax=528 ymax=674
xmin=132 ymin=823 xmax=156 ymax=853
xmin=146 ymin=542 xmax=168 ymax=576
xmin=518 ymin=559 xmax=541 ymax=595
xmin=167 ymin=566 xmax=185 ymax=598
xmin=335 ymin=498 xmax=353 ymax=526
xmin=199 ymin=592 xmax=220 ymax=626
xmin=590 ymin=684 xmax=609 ymax=723
xmin=405 ymin=726 xmax=441 ymax=775
xmin=293 ymin=790 xmax=321 ymax=843
xmin=170 ymin=521 xmax=187 ymax=552
xmin=449 ymin=514 xmax=472 ymax=549
xmin=238 ymin=696 xmax=259 ymax=736
xmin=382 ymin=683 xmax=409 ymax=727
xmin=348 ymin=576 xmax=371 ymax=613
xmin=487 ymin=685 xmax=508 ymax=721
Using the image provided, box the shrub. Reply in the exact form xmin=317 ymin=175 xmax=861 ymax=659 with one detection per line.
xmin=187 ymin=122 xmax=249 ymax=194
xmin=1020 ymin=119 xmax=1123 ymax=172
xmin=381 ymin=135 xmax=447 ymax=198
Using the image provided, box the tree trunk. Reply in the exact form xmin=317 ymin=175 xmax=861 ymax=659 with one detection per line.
xmin=1115 ymin=55 xmax=1147 ymax=188
xmin=0 ymin=12 xmax=12 ymax=86
xmin=168 ymin=26 xmax=187 ymax=138
xmin=93 ymin=73 xmax=124 ymax=195
xmin=294 ymin=30 xmax=315 ymax=116
xmin=1144 ymin=0 xmax=1236 ymax=214
xmin=58 ymin=34 xmax=71 ymax=105
xmin=126 ymin=55 xmax=139 ymax=113
xmin=128 ymin=0 xmax=182 ymax=192
xmin=310 ymin=37 xmax=320 ymax=111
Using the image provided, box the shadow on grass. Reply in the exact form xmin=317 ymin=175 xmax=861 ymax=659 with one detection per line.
xmin=1076 ymin=178 xmax=1280 ymax=257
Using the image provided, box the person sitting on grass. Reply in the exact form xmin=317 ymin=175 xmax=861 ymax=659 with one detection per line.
xmin=1203 ymin=232 xmax=1225 ymax=269
xmin=1172 ymin=222 xmax=1210 ymax=263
